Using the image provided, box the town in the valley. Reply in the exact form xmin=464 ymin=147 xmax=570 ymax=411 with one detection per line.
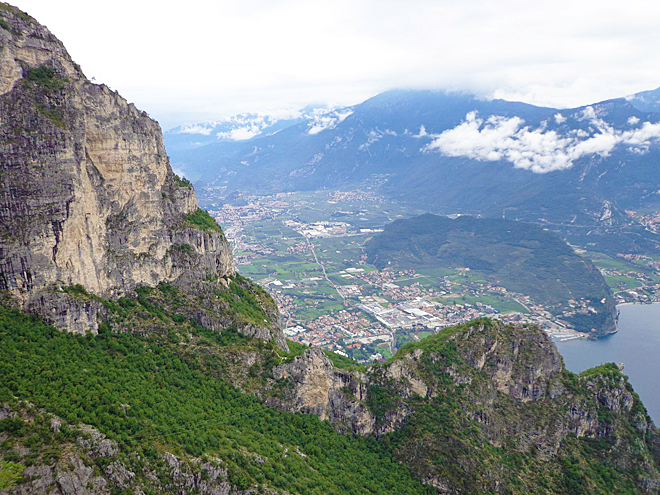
xmin=195 ymin=187 xmax=660 ymax=364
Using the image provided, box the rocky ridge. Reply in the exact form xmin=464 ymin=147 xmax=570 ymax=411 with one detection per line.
xmin=0 ymin=403 xmax=283 ymax=495
xmin=258 ymin=320 xmax=660 ymax=493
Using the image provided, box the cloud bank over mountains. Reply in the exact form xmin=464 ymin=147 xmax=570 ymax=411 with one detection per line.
xmin=170 ymin=108 xmax=356 ymax=142
xmin=307 ymin=110 xmax=354 ymax=135
xmin=171 ymin=114 xmax=284 ymax=141
xmin=424 ymin=108 xmax=660 ymax=173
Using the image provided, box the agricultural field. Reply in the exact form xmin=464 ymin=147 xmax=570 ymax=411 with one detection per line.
xmin=583 ymin=251 xmax=660 ymax=301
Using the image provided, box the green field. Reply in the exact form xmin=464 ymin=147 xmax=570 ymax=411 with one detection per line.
xmin=604 ymin=276 xmax=644 ymax=289
xmin=439 ymin=294 xmax=529 ymax=314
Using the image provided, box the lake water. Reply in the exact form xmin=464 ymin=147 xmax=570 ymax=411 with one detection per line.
xmin=557 ymin=303 xmax=660 ymax=424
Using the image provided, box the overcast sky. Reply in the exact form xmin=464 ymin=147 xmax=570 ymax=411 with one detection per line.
xmin=20 ymin=0 xmax=660 ymax=130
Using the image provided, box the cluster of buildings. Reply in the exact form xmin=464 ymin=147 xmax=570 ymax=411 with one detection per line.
xmin=328 ymin=190 xmax=383 ymax=203
xmin=276 ymin=260 xmax=600 ymax=359
xmin=209 ymin=198 xmax=287 ymax=228
xmin=626 ymin=209 xmax=660 ymax=233
xmin=284 ymin=309 xmax=389 ymax=348
xmin=598 ymin=260 xmax=660 ymax=303
xmin=283 ymin=220 xmax=350 ymax=238
xmin=358 ymin=297 xmax=444 ymax=329
xmin=260 ymin=248 xmax=601 ymax=355
xmin=287 ymin=242 xmax=311 ymax=255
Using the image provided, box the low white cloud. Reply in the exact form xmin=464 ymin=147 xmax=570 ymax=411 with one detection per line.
xmin=413 ymin=125 xmax=428 ymax=138
xmin=307 ymin=109 xmax=354 ymax=135
xmin=217 ymin=126 xmax=262 ymax=141
xmin=424 ymin=109 xmax=660 ymax=173
xmin=628 ymin=116 xmax=640 ymax=125
xmin=358 ymin=129 xmax=397 ymax=150
xmin=336 ymin=110 xmax=354 ymax=123
xmin=176 ymin=124 xmax=214 ymax=135
xmin=215 ymin=114 xmax=279 ymax=140
xmin=308 ymin=116 xmax=338 ymax=135
xmin=554 ymin=113 xmax=566 ymax=124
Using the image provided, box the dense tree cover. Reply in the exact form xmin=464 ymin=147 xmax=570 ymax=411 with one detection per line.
xmin=0 ymin=305 xmax=433 ymax=495
xmin=366 ymin=214 xmax=616 ymax=334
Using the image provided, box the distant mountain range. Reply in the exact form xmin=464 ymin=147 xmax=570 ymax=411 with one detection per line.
xmin=165 ymin=88 xmax=660 ymax=254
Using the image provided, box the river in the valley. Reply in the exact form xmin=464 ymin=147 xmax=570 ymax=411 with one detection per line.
xmin=557 ymin=303 xmax=660 ymax=424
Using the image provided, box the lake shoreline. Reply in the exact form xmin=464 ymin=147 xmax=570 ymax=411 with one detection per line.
xmin=558 ymin=302 xmax=660 ymax=423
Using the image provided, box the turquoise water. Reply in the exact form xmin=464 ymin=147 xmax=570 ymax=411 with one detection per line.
xmin=557 ymin=303 xmax=660 ymax=424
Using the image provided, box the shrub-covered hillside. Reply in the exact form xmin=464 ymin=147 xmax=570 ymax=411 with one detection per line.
xmin=0 ymin=301 xmax=432 ymax=495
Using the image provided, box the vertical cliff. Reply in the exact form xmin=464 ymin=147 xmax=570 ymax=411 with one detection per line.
xmin=0 ymin=3 xmax=283 ymax=345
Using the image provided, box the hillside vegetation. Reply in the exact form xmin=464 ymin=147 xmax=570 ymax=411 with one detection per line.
xmin=1 ymin=295 xmax=658 ymax=494
xmin=0 ymin=300 xmax=431 ymax=495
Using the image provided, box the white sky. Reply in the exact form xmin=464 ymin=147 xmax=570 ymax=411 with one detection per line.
xmin=18 ymin=0 xmax=660 ymax=130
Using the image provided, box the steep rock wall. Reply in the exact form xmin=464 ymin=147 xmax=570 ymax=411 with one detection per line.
xmin=0 ymin=5 xmax=281 ymax=341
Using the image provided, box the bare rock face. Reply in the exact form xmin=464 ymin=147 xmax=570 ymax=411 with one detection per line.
xmin=456 ymin=322 xmax=564 ymax=402
xmin=0 ymin=5 xmax=245 ymax=335
xmin=272 ymin=348 xmax=375 ymax=434
xmin=270 ymin=347 xmax=433 ymax=436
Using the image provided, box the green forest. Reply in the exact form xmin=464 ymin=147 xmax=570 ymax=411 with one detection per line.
xmin=0 ymin=304 xmax=432 ymax=495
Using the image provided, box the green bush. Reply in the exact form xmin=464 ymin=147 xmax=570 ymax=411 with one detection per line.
xmin=174 ymin=174 xmax=193 ymax=188
xmin=26 ymin=66 xmax=67 ymax=92
xmin=184 ymin=208 xmax=223 ymax=234
xmin=0 ymin=461 xmax=26 ymax=490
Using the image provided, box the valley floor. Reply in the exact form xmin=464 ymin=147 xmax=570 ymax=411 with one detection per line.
xmin=195 ymin=188 xmax=648 ymax=362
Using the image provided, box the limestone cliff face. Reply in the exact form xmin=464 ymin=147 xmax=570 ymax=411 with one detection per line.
xmin=272 ymin=348 xmax=375 ymax=434
xmin=0 ymin=5 xmax=281 ymax=340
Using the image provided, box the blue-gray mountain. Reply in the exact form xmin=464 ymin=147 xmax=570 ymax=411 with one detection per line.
xmin=166 ymin=89 xmax=660 ymax=255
